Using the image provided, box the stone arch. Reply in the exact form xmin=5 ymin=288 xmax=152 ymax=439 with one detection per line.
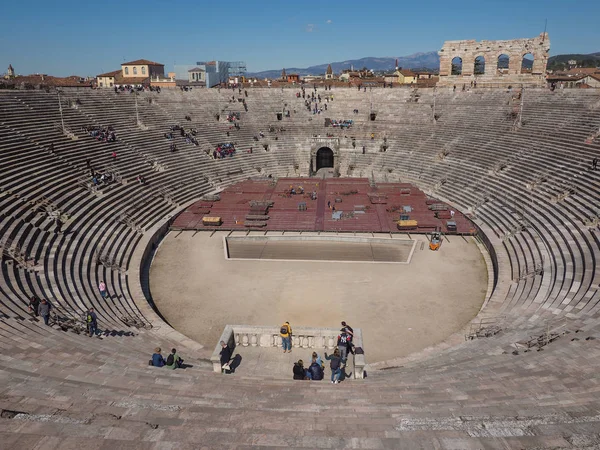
xmin=474 ymin=55 xmax=485 ymax=75
xmin=316 ymin=147 xmax=334 ymax=170
xmin=521 ymin=52 xmax=534 ymax=74
xmin=497 ymin=54 xmax=510 ymax=75
xmin=451 ymin=57 xmax=463 ymax=75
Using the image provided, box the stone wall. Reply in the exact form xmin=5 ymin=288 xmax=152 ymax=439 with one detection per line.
xmin=438 ymin=33 xmax=550 ymax=87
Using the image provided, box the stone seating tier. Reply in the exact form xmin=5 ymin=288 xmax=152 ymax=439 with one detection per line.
xmin=1 ymin=87 xmax=600 ymax=447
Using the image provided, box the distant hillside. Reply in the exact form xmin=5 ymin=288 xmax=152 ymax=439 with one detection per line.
xmin=547 ymin=52 xmax=600 ymax=71
xmin=248 ymin=52 xmax=440 ymax=79
xmin=248 ymin=51 xmax=599 ymax=79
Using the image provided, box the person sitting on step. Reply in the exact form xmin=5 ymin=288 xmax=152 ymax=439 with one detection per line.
xmin=151 ymin=347 xmax=165 ymax=367
xmin=293 ymin=360 xmax=307 ymax=380
xmin=165 ymin=348 xmax=184 ymax=369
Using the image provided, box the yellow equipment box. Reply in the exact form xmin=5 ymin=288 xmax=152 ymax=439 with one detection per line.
xmin=202 ymin=216 xmax=222 ymax=226
xmin=397 ymin=220 xmax=418 ymax=229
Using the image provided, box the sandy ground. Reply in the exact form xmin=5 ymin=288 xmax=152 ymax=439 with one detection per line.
xmin=150 ymin=231 xmax=487 ymax=363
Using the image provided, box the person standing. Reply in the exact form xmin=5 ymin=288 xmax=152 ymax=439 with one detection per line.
xmin=280 ymin=321 xmax=292 ymax=353
xmin=220 ymin=341 xmax=232 ymax=373
xmin=86 ymin=308 xmax=98 ymax=337
xmin=28 ymin=295 xmax=41 ymax=316
xmin=38 ymin=299 xmax=51 ymax=326
xmin=337 ymin=331 xmax=351 ymax=360
xmin=325 ymin=348 xmax=343 ymax=383
xmin=98 ymin=280 xmax=107 ymax=299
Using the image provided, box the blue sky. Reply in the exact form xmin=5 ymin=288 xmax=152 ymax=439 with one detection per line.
xmin=1 ymin=0 xmax=598 ymax=77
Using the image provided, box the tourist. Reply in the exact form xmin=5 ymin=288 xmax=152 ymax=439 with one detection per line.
xmin=341 ymin=321 xmax=354 ymax=337
xmin=293 ymin=360 xmax=307 ymax=380
xmin=152 ymin=347 xmax=165 ymax=367
xmin=593 ymin=158 xmax=598 ymax=170
xmin=98 ymin=280 xmax=107 ymax=298
xmin=28 ymin=295 xmax=40 ymax=316
xmin=325 ymin=348 xmax=343 ymax=383
xmin=38 ymin=298 xmax=51 ymax=326
xmin=280 ymin=321 xmax=292 ymax=353
xmin=166 ymin=348 xmax=184 ymax=369
xmin=312 ymin=351 xmax=324 ymax=369
xmin=54 ymin=217 xmax=63 ymax=234
xmin=111 ymin=151 xmax=117 ymax=161
xmin=450 ymin=210 xmax=455 ymax=218
xmin=307 ymin=359 xmax=324 ymax=380
xmin=86 ymin=308 xmax=98 ymax=337
xmin=337 ymin=330 xmax=352 ymax=360
xmin=220 ymin=340 xmax=232 ymax=373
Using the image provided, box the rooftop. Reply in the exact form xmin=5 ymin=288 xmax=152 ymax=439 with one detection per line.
xmin=121 ymin=59 xmax=164 ymax=66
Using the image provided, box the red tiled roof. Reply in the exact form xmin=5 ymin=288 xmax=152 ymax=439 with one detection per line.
xmin=11 ymin=75 xmax=90 ymax=87
xmin=121 ymin=59 xmax=164 ymax=66
xmin=97 ymin=70 xmax=121 ymax=78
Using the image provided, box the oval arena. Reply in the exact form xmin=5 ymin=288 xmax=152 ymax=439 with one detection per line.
xmin=1 ymin=80 xmax=600 ymax=448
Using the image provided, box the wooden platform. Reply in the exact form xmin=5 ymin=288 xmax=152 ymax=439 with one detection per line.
xmin=171 ymin=178 xmax=477 ymax=234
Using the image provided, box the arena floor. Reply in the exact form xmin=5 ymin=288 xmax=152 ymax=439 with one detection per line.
xmin=150 ymin=230 xmax=488 ymax=363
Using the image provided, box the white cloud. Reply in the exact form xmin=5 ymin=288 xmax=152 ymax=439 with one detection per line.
xmin=326 ymin=19 xmax=332 ymax=24
xmin=306 ymin=23 xmax=316 ymax=32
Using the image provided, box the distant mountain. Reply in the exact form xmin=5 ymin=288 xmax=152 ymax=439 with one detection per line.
xmin=248 ymin=51 xmax=600 ymax=79
xmin=248 ymin=52 xmax=440 ymax=79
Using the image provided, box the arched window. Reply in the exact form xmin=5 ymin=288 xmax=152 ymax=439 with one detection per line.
xmin=133 ymin=67 xmax=138 ymax=75
xmin=474 ymin=56 xmax=485 ymax=75
xmin=142 ymin=66 xmax=146 ymax=75
xmin=451 ymin=57 xmax=462 ymax=75
xmin=124 ymin=67 xmax=129 ymax=75
xmin=497 ymin=54 xmax=510 ymax=75
xmin=521 ymin=53 xmax=534 ymax=74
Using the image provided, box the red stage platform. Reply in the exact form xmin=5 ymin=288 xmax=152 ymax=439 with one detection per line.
xmin=171 ymin=178 xmax=477 ymax=234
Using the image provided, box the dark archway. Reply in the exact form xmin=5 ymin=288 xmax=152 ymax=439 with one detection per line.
xmin=451 ymin=57 xmax=463 ymax=75
xmin=316 ymin=147 xmax=334 ymax=170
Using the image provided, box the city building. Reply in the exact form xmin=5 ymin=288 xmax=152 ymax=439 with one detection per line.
xmin=174 ymin=60 xmax=246 ymax=87
xmin=96 ymin=59 xmax=170 ymax=88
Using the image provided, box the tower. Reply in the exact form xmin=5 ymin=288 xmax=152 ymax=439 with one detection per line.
xmin=281 ymin=68 xmax=287 ymax=81
xmin=7 ymin=64 xmax=14 ymax=78
xmin=325 ymin=64 xmax=333 ymax=80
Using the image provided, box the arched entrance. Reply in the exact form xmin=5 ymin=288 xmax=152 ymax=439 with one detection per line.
xmin=316 ymin=147 xmax=334 ymax=170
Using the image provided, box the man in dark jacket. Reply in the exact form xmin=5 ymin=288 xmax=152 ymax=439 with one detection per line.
xmin=28 ymin=296 xmax=41 ymax=316
xmin=220 ymin=341 xmax=232 ymax=373
xmin=293 ymin=360 xmax=307 ymax=380
xmin=38 ymin=299 xmax=51 ymax=325
xmin=308 ymin=361 xmax=324 ymax=381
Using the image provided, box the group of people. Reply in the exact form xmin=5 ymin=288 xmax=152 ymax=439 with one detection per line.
xmin=28 ymin=295 xmax=99 ymax=337
xmin=150 ymin=347 xmax=184 ymax=369
xmin=91 ymin=170 xmax=115 ymax=186
xmin=330 ymin=119 xmax=353 ymax=129
xmin=213 ymin=143 xmax=236 ymax=159
xmin=285 ymin=321 xmax=355 ymax=384
xmin=84 ymin=126 xmax=116 ymax=143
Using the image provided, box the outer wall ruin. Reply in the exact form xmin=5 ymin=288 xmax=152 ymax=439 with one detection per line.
xmin=438 ymin=33 xmax=550 ymax=87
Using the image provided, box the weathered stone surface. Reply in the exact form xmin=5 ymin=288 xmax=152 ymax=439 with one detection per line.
xmin=438 ymin=33 xmax=550 ymax=86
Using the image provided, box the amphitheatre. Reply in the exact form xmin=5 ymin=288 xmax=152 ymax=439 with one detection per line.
xmin=1 ymin=34 xmax=600 ymax=448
